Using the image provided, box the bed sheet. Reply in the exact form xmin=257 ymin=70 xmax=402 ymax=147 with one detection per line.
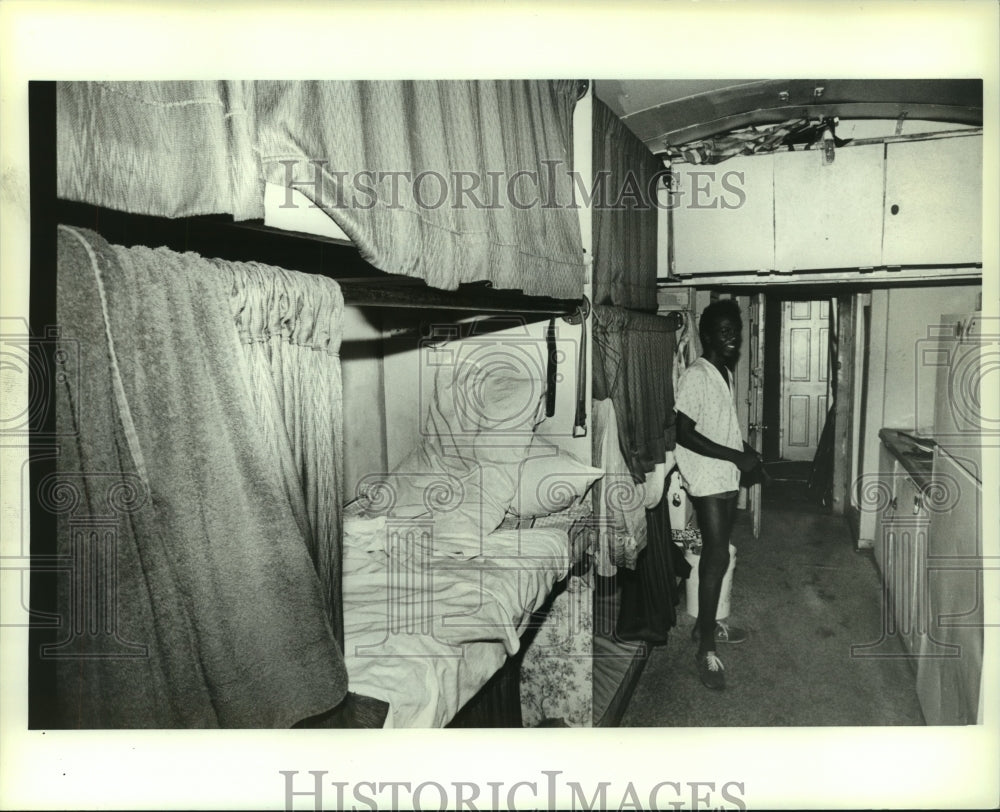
xmin=341 ymin=519 xmax=569 ymax=728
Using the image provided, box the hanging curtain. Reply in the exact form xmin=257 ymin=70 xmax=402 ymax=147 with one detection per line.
xmin=591 ymin=98 xmax=661 ymax=312
xmin=591 ymin=305 xmax=676 ymax=482
xmin=53 ymin=225 xmax=348 ymax=727
xmin=254 ymin=80 xmax=585 ymax=298
xmin=217 ymin=258 xmax=346 ymax=642
xmin=56 ymin=80 xmax=587 ymax=299
xmin=56 ymin=81 xmax=262 ymax=221
xmin=615 ymin=479 xmax=682 ymax=645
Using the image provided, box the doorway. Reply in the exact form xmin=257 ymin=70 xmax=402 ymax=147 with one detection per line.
xmin=758 ymin=292 xmax=838 ymax=512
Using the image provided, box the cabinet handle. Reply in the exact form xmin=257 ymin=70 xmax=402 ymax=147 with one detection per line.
xmin=890 ymin=204 xmax=900 ymax=215
xmin=890 ymin=496 xmax=898 ymax=511
xmin=913 ymin=494 xmax=923 ymax=514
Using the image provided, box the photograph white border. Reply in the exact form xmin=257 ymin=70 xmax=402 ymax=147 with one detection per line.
xmin=2 ymin=1 xmax=998 ymax=809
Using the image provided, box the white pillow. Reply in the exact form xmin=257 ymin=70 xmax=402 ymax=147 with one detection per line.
xmin=509 ymin=439 xmax=604 ymax=518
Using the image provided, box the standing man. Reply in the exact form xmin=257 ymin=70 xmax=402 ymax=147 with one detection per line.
xmin=674 ymin=299 xmax=761 ymax=690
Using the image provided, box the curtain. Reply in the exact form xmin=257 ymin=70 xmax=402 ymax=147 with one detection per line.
xmin=591 ymin=305 xmax=676 ymax=482
xmin=56 ymin=82 xmax=261 ymax=220
xmin=615 ymin=481 xmax=682 ymax=645
xmin=217 ymin=258 xmax=346 ymax=643
xmin=591 ymin=98 xmax=661 ymax=312
xmin=53 ymin=225 xmax=348 ymax=727
xmin=56 ymin=80 xmax=587 ymax=299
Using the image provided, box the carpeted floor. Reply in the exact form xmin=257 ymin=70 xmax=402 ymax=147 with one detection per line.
xmin=618 ymin=483 xmax=927 ymax=727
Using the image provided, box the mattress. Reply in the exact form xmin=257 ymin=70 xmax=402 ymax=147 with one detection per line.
xmin=341 ymin=517 xmax=569 ymax=728
xmin=263 ymin=182 xmax=352 ymax=242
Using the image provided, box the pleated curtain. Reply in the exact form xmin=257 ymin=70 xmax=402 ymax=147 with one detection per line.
xmin=591 ymin=98 xmax=662 ymax=312
xmin=54 ymin=225 xmax=348 ymax=727
xmin=591 ymin=306 xmax=682 ymax=645
xmin=56 ymin=80 xmax=587 ymax=299
xmin=591 ymin=305 xmax=676 ymax=482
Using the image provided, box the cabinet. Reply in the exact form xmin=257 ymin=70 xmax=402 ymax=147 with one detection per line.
xmin=773 ymin=143 xmax=885 ymax=271
xmin=872 ymin=442 xmax=930 ymax=657
xmin=882 ymin=136 xmax=983 ymax=267
xmin=670 ymin=134 xmax=982 ymax=275
xmin=671 ymin=154 xmax=775 ymax=274
xmin=875 ymin=432 xmax=983 ymax=725
xmin=916 ymin=447 xmax=983 ymax=725
xmin=882 ymin=473 xmax=929 ymax=656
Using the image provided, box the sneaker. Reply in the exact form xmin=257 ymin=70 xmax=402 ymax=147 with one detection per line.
xmin=695 ymin=650 xmax=726 ymax=690
xmin=691 ymin=620 xmax=748 ymax=645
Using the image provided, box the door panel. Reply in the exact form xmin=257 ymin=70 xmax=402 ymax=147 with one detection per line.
xmin=818 ymin=327 xmax=829 ymax=381
xmin=787 ymin=395 xmax=810 ymax=446
xmin=780 ymin=300 xmax=831 ymax=461
xmin=789 ymin=327 xmax=811 ymax=380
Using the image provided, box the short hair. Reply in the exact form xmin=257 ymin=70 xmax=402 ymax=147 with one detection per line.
xmin=699 ymin=299 xmax=742 ymax=342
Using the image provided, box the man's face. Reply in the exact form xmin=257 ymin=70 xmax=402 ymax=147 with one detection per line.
xmin=705 ymin=316 xmax=742 ymax=363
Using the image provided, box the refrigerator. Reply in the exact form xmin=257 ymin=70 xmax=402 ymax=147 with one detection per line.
xmin=931 ymin=312 xmax=990 ymax=483
xmin=914 ymin=312 xmax=992 ymax=724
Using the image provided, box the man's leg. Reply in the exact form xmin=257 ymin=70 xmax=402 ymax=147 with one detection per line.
xmin=692 ymin=491 xmax=738 ymax=652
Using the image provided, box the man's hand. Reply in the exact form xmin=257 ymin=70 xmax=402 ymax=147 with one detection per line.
xmin=735 ymin=442 xmax=763 ymax=473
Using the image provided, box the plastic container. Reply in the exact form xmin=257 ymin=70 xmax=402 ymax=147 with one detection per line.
xmin=683 ymin=544 xmax=737 ymax=620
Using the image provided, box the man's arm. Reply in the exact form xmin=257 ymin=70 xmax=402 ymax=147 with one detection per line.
xmin=676 ymin=411 xmax=760 ymax=473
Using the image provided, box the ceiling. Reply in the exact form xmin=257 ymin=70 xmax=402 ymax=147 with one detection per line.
xmin=593 ymin=79 xmax=983 ymax=155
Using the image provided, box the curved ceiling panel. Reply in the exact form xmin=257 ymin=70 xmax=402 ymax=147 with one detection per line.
xmin=594 ymin=79 xmax=983 ymax=153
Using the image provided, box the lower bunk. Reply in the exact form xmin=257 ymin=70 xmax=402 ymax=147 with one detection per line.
xmin=341 ymin=505 xmax=588 ymax=728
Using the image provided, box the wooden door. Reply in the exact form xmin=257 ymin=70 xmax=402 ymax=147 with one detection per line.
xmin=747 ymin=293 xmax=766 ymax=539
xmin=780 ymin=300 xmax=830 ymax=461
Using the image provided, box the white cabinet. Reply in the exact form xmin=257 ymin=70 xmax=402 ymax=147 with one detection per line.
xmin=882 ymin=473 xmax=930 ymax=657
xmin=773 ymin=143 xmax=885 ymax=271
xmin=916 ymin=447 xmax=983 ymax=725
xmin=670 ymin=134 xmax=982 ymax=275
xmin=671 ymin=154 xmax=775 ymax=275
xmin=882 ymin=136 xmax=982 ymax=267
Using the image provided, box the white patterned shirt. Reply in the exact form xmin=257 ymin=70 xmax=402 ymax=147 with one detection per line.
xmin=674 ymin=357 xmax=743 ymax=496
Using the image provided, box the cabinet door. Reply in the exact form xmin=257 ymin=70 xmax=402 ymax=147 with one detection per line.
xmin=882 ymin=135 xmax=982 ymax=266
xmin=671 ymin=154 xmax=774 ymax=274
xmin=871 ymin=449 xmax=897 ymax=576
xmin=773 ymin=143 xmax=885 ymax=271
xmin=917 ymin=449 xmax=983 ymax=724
xmin=886 ymin=475 xmax=929 ymax=656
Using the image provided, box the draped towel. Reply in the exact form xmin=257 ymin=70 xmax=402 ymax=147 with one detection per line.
xmin=54 ymin=225 xmax=347 ymax=727
xmin=56 ymin=80 xmax=587 ymax=299
xmin=591 ymin=305 xmax=676 ymax=482
xmin=591 ymin=98 xmax=661 ymax=312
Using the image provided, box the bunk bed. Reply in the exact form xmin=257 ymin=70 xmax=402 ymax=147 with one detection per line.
xmin=35 ymin=79 xmax=605 ymax=729
xmin=34 ymin=79 xmax=680 ymax=729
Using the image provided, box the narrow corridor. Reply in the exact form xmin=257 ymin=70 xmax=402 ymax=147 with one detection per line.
xmin=618 ymin=476 xmax=926 ymax=727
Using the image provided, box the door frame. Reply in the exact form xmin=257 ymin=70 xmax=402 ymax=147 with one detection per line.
xmin=830 ymin=294 xmax=858 ymax=516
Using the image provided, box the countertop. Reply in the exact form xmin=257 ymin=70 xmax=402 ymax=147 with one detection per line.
xmin=879 ymin=428 xmax=935 ymax=490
